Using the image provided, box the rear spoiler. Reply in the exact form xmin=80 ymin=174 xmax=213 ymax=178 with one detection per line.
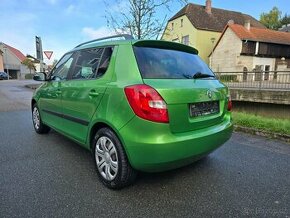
xmin=132 ymin=40 xmax=198 ymax=55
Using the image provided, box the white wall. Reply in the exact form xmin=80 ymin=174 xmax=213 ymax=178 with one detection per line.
xmin=210 ymin=28 xmax=243 ymax=72
xmin=210 ymin=28 xmax=277 ymax=79
xmin=252 ymin=57 xmax=276 ymax=71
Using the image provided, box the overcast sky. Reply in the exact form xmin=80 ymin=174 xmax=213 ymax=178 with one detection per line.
xmin=0 ymin=0 xmax=289 ymax=63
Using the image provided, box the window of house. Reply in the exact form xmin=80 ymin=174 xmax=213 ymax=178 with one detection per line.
xmin=254 ymin=65 xmax=263 ymax=81
xmin=258 ymin=42 xmax=290 ymax=58
xmin=243 ymin=67 xmax=248 ymax=81
xmin=241 ymin=41 xmax=256 ymax=55
xmin=171 ymin=22 xmax=174 ymax=30
xmin=264 ymin=65 xmax=270 ymax=80
xmin=181 ymin=19 xmax=183 ymax=27
xmin=182 ymin=35 xmax=189 ymax=45
xmin=50 ymin=53 xmax=74 ymax=81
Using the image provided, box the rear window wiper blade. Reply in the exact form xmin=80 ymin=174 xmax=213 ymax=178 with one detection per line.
xmin=192 ymin=72 xmax=215 ymax=79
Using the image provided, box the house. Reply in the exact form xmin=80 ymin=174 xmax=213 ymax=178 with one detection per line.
xmin=279 ymin=24 xmax=290 ymax=32
xmin=161 ymin=0 xmax=265 ymax=64
xmin=209 ymin=22 xmax=290 ymax=82
xmin=0 ymin=42 xmax=30 ymax=79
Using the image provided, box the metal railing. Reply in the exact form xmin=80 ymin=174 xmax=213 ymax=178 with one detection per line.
xmin=215 ymin=71 xmax=290 ymax=90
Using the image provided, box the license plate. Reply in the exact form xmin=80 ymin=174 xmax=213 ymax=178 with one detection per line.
xmin=189 ymin=101 xmax=219 ymax=117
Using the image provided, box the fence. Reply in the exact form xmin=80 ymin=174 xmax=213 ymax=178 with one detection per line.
xmin=215 ymin=71 xmax=290 ymax=90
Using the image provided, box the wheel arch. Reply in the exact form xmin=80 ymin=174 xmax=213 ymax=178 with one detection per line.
xmin=88 ymin=121 xmax=132 ymax=163
xmin=31 ymin=99 xmax=37 ymax=110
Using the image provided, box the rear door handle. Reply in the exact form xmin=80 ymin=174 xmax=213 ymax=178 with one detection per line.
xmin=89 ymin=90 xmax=99 ymax=97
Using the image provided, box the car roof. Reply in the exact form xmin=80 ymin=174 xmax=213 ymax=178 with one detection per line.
xmin=70 ymin=39 xmax=198 ymax=55
xmin=70 ymin=39 xmax=132 ymax=52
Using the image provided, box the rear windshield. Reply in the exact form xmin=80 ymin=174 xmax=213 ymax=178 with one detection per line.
xmin=134 ymin=46 xmax=215 ymax=79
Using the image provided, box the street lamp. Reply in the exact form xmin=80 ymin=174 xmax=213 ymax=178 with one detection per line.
xmin=3 ymin=46 xmax=9 ymax=80
xmin=210 ymin=37 xmax=216 ymax=69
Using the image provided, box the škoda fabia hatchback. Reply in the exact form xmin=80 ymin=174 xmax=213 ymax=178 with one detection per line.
xmin=32 ymin=35 xmax=233 ymax=189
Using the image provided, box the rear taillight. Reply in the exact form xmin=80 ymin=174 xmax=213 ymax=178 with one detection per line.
xmin=227 ymin=95 xmax=232 ymax=111
xmin=124 ymin=84 xmax=169 ymax=123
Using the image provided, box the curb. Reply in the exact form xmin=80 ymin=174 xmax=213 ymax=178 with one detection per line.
xmin=25 ymin=84 xmax=41 ymax=89
xmin=234 ymin=125 xmax=290 ymax=144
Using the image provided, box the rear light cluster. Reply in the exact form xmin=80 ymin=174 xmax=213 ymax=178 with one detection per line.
xmin=124 ymin=84 xmax=169 ymax=123
xmin=227 ymin=95 xmax=232 ymax=111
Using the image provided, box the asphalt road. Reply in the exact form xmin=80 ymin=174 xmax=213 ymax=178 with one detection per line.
xmin=0 ymin=80 xmax=290 ymax=217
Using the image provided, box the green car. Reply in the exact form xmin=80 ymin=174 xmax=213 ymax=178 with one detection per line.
xmin=32 ymin=35 xmax=233 ymax=189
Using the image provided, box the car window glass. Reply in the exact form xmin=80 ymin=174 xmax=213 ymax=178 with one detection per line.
xmin=71 ymin=48 xmax=103 ymax=80
xmin=97 ymin=47 xmax=113 ymax=78
xmin=51 ymin=53 xmax=74 ymax=81
xmin=134 ymin=47 xmax=214 ymax=79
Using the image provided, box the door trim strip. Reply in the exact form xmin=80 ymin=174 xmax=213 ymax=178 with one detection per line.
xmin=43 ymin=109 xmax=89 ymax=126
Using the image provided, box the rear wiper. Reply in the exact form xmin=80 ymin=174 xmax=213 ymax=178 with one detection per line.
xmin=182 ymin=74 xmax=193 ymax=79
xmin=192 ymin=72 xmax=215 ymax=79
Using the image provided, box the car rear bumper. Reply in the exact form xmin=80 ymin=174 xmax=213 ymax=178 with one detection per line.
xmin=119 ymin=114 xmax=233 ymax=172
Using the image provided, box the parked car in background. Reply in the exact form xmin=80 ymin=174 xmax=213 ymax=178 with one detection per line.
xmin=0 ymin=72 xmax=9 ymax=80
xmin=31 ymin=35 xmax=233 ymax=189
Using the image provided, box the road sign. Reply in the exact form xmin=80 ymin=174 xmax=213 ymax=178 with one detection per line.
xmin=35 ymin=36 xmax=43 ymax=61
xmin=44 ymin=51 xmax=53 ymax=60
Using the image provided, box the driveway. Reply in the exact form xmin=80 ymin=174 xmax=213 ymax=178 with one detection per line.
xmin=0 ymin=80 xmax=289 ymax=217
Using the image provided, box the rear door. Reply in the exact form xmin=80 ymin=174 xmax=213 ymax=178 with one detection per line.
xmin=60 ymin=47 xmax=114 ymax=143
xmin=133 ymin=43 xmax=229 ymax=133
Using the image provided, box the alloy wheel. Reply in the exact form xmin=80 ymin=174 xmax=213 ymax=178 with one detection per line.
xmin=95 ymin=136 xmax=119 ymax=181
xmin=33 ymin=107 xmax=40 ymax=130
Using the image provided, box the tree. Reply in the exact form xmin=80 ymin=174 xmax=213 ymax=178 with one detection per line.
xmin=260 ymin=7 xmax=282 ymax=30
xmin=22 ymin=58 xmax=36 ymax=75
xmin=280 ymin=14 xmax=290 ymax=26
xmin=105 ymin=0 xmax=187 ymax=39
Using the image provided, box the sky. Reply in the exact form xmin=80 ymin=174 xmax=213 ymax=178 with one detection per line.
xmin=0 ymin=0 xmax=289 ymax=64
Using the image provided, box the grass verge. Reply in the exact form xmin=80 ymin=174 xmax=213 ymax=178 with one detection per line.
xmin=232 ymin=112 xmax=290 ymax=136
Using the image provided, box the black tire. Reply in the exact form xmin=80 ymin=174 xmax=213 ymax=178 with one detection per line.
xmin=93 ymin=127 xmax=136 ymax=189
xmin=32 ymin=103 xmax=50 ymax=134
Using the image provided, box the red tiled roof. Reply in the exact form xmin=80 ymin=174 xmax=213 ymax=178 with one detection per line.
xmin=169 ymin=3 xmax=265 ymax=32
xmin=4 ymin=43 xmax=26 ymax=62
xmin=229 ymin=24 xmax=290 ymax=45
xmin=209 ymin=24 xmax=290 ymax=57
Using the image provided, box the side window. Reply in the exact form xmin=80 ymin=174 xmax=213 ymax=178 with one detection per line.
xmin=97 ymin=47 xmax=113 ymax=77
xmin=71 ymin=47 xmax=113 ymax=80
xmin=51 ymin=53 xmax=74 ymax=81
xmin=71 ymin=48 xmax=103 ymax=80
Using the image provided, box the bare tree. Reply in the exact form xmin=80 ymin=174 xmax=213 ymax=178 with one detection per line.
xmin=104 ymin=0 xmax=187 ymax=39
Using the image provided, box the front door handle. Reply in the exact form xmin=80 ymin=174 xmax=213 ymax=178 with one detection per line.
xmin=89 ymin=90 xmax=99 ymax=97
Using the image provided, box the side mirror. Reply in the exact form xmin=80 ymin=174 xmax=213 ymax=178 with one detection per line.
xmin=33 ymin=72 xmax=47 ymax=81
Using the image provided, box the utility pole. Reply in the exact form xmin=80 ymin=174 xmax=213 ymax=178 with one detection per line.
xmin=3 ymin=46 xmax=9 ymax=80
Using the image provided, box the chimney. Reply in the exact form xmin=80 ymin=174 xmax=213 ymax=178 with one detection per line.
xmin=205 ymin=0 xmax=212 ymax=14
xmin=228 ymin=20 xmax=235 ymax=25
xmin=244 ymin=20 xmax=251 ymax=30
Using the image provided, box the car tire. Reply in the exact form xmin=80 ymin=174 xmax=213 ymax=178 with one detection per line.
xmin=32 ymin=103 xmax=50 ymax=134
xmin=93 ymin=127 xmax=136 ymax=189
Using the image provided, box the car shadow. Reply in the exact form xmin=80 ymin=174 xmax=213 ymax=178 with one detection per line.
xmin=135 ymin=156 xmax=213 ymax=185
xmin=45 ymin=129 xmax=219 ymax=190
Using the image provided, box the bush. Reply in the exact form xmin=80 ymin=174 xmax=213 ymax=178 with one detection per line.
xmin=232 ymin=112 xmax=290 ymax=135
xmin=219 ymin=75 xmax=238 ymax=82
